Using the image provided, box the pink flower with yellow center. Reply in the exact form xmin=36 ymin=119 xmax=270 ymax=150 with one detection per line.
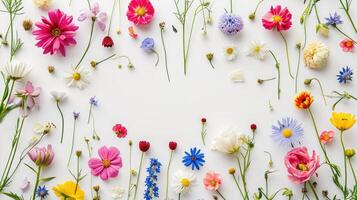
xmin=126 ymin=0 xmax=155 ymax=25
xmin=203 ymin=171 xmax=222 ymax=191
xmin=262 ymin=5 xmax=292 ymax=31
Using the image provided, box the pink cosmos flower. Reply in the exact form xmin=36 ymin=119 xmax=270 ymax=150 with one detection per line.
xmin=320 ymin=130 xmax=335 ymax=144
xmin=78 ymin=2 xmax=107 ymax=31
xmin=284 ymin=147 xmax=320 ymax=184
xmin=88 ymin=146 xmax=122 ymax=181
xmin=262 ymin=5 xmax=292 ymax=31
xmin=16 ymin=81 xmax=41 ymax=116
xmin=126 ymin=0 xmax=155 ymax=25
xmin=340 ymin=39 xmax=355 ymax=52
xmin=112 ymin=124 xmax=127 ymax=138
xmin=203 ymin=171 xmax=222 ymax=191
xmin=28 ymin=144 xmax=55 ymax=167
xmin=33 ymin=9 xmax=78 ymax=56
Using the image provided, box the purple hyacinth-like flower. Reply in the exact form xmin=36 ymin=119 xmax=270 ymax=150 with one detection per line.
xmin=218 ymin=13 xmax=244 ymax=36
xmin=325 ymin=12 xmax=343 ymax=26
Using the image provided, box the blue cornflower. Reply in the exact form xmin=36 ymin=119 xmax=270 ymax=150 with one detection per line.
xmin=325 ymin=12 xmax=343 ymax=26
xmin=272 ymin=117 xmax=304 ymax=147
xmin=337 ymin=66 xmax=353 ymax=83
xmin=144 ymin=158 xmax=162 ymax=200
xmin=36 ymin=185 xmax=49 ymax=198
xmin=73 ymin=112 xmax=80 ymax=120
xmin=182 ymin=147 xmax=205 ymax=170
xmin=218 ymin=13 xmax=244 ymax=36
xmin=89 ymin=96 xmax=98 ymax=106
xmin=141 ymin=38 xmax=155 ymax=51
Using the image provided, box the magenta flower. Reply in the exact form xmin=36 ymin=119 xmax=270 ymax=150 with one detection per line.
xmin=284 ymin=147 xmax=320 ymax=184
xmin=28 ymin=144 xmax=55 ymax=167
xmin=33 ymin=9 xmax=79 ymax=56
xmin=78 ymin=2 xmax=107 ymax=31
xmin=88 ymin=146 xmax=122 ymax=181
xmin=16 ymin=81 xmax=41 ymax=116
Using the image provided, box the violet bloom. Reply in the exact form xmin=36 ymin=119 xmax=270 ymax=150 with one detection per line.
xmin=78 ymin=2 xmax=107 ymax=31
xmin=28 ymin=144 xmax=55 ymax=167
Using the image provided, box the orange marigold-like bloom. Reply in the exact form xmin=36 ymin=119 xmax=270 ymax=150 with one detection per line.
xmin=295 ymin=91 xmax=314 ymax=109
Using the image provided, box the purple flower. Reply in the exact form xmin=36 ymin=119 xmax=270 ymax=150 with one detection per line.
xmin=78 ymin=2 xmax=107 ymax=31
xmin=28 ymin=144 xmax=55 ymax=167
xmin=89 ymin=96 xmax=98 ymax=106
xmin=140 ymin=38 xmax=155 ymax=51
xmin=218 ymin=13 xmax=244 ymax=36
xmin=73 ymin=112 xmax=80 ymax=120
xmin=325 ymin=12 xmax=343 ymax=26
xmin=337 ymin=66 xmax=353 ymax=84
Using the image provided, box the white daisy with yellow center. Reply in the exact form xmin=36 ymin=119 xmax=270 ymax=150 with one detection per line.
xmin=224 ymin=46 xmax=237 ymax=61
xmin=247 ymin=40 xmax=268 ymax=60
xmin=64 ymin=66 xmax=90 ymax=89
xmin=172 ymin=170 xmax=196 ymax=194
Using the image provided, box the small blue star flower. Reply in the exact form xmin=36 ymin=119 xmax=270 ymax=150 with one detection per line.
xmin=182 ymin=147 xmax=205 ymax=170
xmin=325 ymin=12 xmax=343 ymax=26
xmin=272 ymin=117 xmax=304 ymax=147
xmin=337 ymin=66 xmax=353 ymax=83
xmin=36 ymin=185 xmax=49 ymax=199
xmin=141 ymin=38 xmax=155 ymax=51
xmin=89 ymin=96 xmax=98 ymax=106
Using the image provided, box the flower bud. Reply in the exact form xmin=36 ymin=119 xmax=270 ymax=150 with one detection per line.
xmin=23 ymin=19 xmax=33 ymax=31
xmin=248 ymin=13 xmax=255 ymax=20
xmin=169 ymin=141 xmax=177 ymax=150
xmin=139 ymin=141 xmax=150 ymax=152
xmin=345 ymin=149 xmax=355 ymax=158
xmin=206 ymin=53 xmax=214 ymax=61
xmin=93 ymin=185 xmax=100 ymax=192
xmin=304 ymin=79 xmax=312 ymax=85
xmin=76 ymin=150 xmax=82 ymax=157
xmin=228 ymin=167 xmax=236 ymax=174
xmin=28 ymin=144 xmax=55 ymax=167
xmin=48 ymin=66 xmax=55 ymax=74
xmin=90 ymin=61 xmax=97 ymax=69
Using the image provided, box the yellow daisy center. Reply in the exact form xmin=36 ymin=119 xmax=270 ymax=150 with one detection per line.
xmin=254 ymin=46 xmax=261 ymax=52
xmin=281 ymin=128 xmax=293 ymax=138
xmin=135 ymin=7 xmax=147 ymax=16
xmin=102 ymin=159 xmax=111 ymax=168
xmin=180 ymin=178 xmax=190 ymax=187
xmin=226 ymin=48 xmax=234 ymax=55
xmin=72 ymin=72 xmax=81 ymax=81
xmin=273 ymin=15 xmax=282 ymax=23
xmin=298 ymin=163 xmax=308 ymax=171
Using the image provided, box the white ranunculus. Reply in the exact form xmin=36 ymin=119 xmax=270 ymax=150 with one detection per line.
xmin=3 ymin=60 xmax=32 ymax=80
xmin=303 ymin=41 xmax=329 ymax=69
xmin=211 ymin=128 xmax=245 ymax=154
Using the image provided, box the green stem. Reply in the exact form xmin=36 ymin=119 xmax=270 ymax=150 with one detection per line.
xmin=295 ymin=47 xmax=301 ymax=93
xmin=127 ymin=143 xmax=132 ymax=200
xmin=151 ymin=49 xmax=160 ymax=67
xmin=308 ymin=180 xmax=319 ymax=200
xmin=348 ymin=158 xmax=357 ymax=185
xmin=237 ymin=156 xmax=249 ymax=200
xmin=182 ymin=1 xmax=187 ymax=75
xmin=96 ymin=53 xmax=116 ymax=65
xmin=252 ymin=0 xmax=264 ymax=16
xmin=165 ymin=150 xmax=173 ymax=200
xmin=311 ymin=78 xmax=327 ymax=105
xmin=160 ymin=27 xmax=170 ymax=82
xmin=87 ymin=104 xmax=93 ymax=124
xmin=9 ymin=11 xmax=14 ymax=60
xmin=56 ymin=102 xmax=65 ymax=144
xmin=2 ymin=79 xmax=15 ymax=115
xmin=340 ymin=130 xmax=348 ymax=198
xmin=67 ymin=118 xmax=77 ymax=167
xmin=232 ymin=174 xmax=245 ymax=199
xmin=268 ymin=50 xmax=281 ymax=100
xmin=279 ymin=31 xmax=294 ymax=79
xmin=217 ymin=190 xmax=226 ymax=200
xmin=32 ymin=166 xmax=42 ymax=200
xmin=133 ymin=152 xmax=144 ymax=200
xmin=107 ymin=0 xmax=116 ymax=35
xmin=334 ymin=26 xmax=357 ymax=44
xmin=74 ymin=155 xmax=80 ymax=194
xmin=230 ymin=0 xmax=233 ymax=13
xmin=200 ymin=123 xmax=206 ymax=145
xmin=339 ymin=0 xmax=357 ymax=34
xmin=76 ymin=20 xmax=95 ymax=69
xmin=313 ymin=0 xmax=321 ymax=24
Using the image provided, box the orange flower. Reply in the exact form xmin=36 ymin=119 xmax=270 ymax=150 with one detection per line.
xmin=295 ymin=91 xmax=314 ymax=109
xmin=319 ymin=130 xmax=335 ymax=144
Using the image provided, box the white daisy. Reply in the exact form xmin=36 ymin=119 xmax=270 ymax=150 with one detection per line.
xmin=33 ymin=122 xmax=56 ymax=134
xmin=64 ymin=66 xmax=90 ymax=89
xmin=111 ymin=186 xmax=125 ymax=199
xmin=3 ymin=60 xmax=32 ymax=80
xmin=246 ymin=40 xmax=268 ymax=60
xmin=223 ymin=46 xmax=237 ymax=61
xmin=172 ymin=170 xmax=196 ymax=194
xmin=50 ymin=91 xmax=67 ymax=103
xmin=228 ymin=69 xmax=245 ymax=82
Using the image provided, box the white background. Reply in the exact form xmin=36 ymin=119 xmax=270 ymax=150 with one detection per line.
xmin=1 ymin=0 xmax=357 ymax=199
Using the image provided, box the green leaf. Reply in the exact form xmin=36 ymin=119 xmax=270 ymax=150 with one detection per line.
xmin=24 ymin=163 xmax=36 ymax=174
xmin=1 ymin=192 xmax=24 ymax=200
xmin=40 ymin=176 xmax=56 ymax=182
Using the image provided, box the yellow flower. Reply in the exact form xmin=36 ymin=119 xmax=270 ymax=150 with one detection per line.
xmin=52 ymin=181 xmax=85 ymax=200
xmin=330 ymin=112 xmax=356 ymax=131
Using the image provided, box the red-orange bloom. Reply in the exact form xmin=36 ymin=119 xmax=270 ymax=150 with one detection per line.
xmin=294 ymin=91 xmax=313 ymax=109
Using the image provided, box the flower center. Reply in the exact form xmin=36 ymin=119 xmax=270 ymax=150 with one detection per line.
xmin=210 ymin=180 xmax=217 ymax=186
xmin=72 ymin=72 xmax=81 ymax=81
xmin=102 ymin=159 xmax=111 ymax=168
xmin=254 ymin=46 xmax=261 ymax=52
xmin=297 ymin=163 xmax=309 ymax=171
xmin=51 ymin=28 xmax=61 ymax=37
xmin=281 ymin=128 xmax=293 ymax=138
xmin=135 ymin=7 xmax=147 ymax=16
xmin=346 ymin=41 xmax=353 ymax=47
xmin=181 ymin=178 xmax=190 ymax=187
xmin=226 ymin=48 xmax=234 ymax=54
xmin=190 ymin=156 xmax=197 ymax=161
xmin=272 ymin=15 xmax=282 ymax=23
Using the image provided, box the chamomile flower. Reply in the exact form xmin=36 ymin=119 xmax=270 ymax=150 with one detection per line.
xmin=272 ymin=117 xmax=304 ymax=147
xmin=33 ymin=122 xmax=56 ymax=134
xmin=64 ymin=66 xmax=90 ymax=89
xmin=224 ymin=46 xmax=237 ymax=61
xmin=172 ymin=170 xmax=196 ymax=194
xmin=246 ymin=40 xmax=268 ymax=60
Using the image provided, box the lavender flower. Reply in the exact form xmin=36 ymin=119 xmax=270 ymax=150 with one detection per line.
xmin=73 ymin=112 xmax=80 ymax=120
xmin=141 ymin=38 xmax=155 ymax=51
xmin=325 ymin=13 xmax=343 ymax=26
xmin=89 ymin=96 xmax=98 ymax=106
xmin=218 ymin=13 xmax=244 ymax=35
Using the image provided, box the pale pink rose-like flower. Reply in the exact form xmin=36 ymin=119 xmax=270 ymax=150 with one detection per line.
xmin=28 ymin=144 xmax=55 ymax=167
xmin=319 ymin=130 xmax=335 ymax=144
xmin=88 ymin=146 xmax=123 ymax=181
xmin=78 ymin=2 xmax=107 ymax=31
xmin=203 ymin=171 xmax=222 ymax=191
xmin=284 ymin=147 xmax=320 ymax=184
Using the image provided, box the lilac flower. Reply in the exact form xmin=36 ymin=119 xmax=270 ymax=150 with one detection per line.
xmin=78 ymin=2 xmax=107 ymax=31
xmin=325 ymin=13 xmax=343 ymax=26
xmin=218 ymin=13 xmax=244 ymax=35
xmin=337 ymin=66 xmax=353 ymax=84
xmin=141 ymin=38 xmax=155 ymax=51
xmin=89 ymin=96 xmax=98 ymax=106
xmin=73 ymin=112 xmax=80 ymax=120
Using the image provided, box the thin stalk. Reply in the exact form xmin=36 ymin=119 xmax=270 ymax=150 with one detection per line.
xmin=32 ymin=166 xmax=42 ymax=200
xmin=339 ymin=0 xmax=357 ymax=34
xmin=107 ymin=0 xmax=116 ymax=35
xmin=268 ymin=50 xmax=281 ymax=100
xmin=308 ymin=180 xmax=319 ymax=200
xmin=151 ymin=49 xmax=160 ymax=67
xmin=96 ymin=53 xmax=116 ymax=65
xmin=56 ymin=102 xmax=65 ymax=144
xmin=160 ymin=27 xmax=170 ymax=82
xmin=279 ymin=31 xmax=294 ymax=79
xmin=313 ymin=0 xmax=321 ymax=24
xmin=182 ymin=1 xmax=187 ymax=75
xmin=67 ymin=118 xmax=77 ymax=167
xmin=9 ymin=11 xmax=14 ymax=60
xmin=85 ymin=141 xmax=94 ymax=199
xmin=334 ymin=26 xmax=357 ymax=44
xmin=165 ymin=150 xmax=173 ymax=200
xmin=217 ymin=190 xmax=226 ymax=200
xmin=251 ymin=0 xmax=264 ymax=17
xmin=339 ymin=131 xmax=347 ymax=198
xmin=87 ymin=104 xmax=93 ymax=124
xmin=237 ymin=156 xmax=249 ymax=200
xmin=75 ymin=20 xmax=95 ymax=69
xmin=3 ymin=79 xmax=15 ymax=111
xmin=230 ymin=0 xmax=233 ymax=13
xmin=127 ymin=143 xmax=133 ymax=200
xmin=311 ymin=78 xmax=327 ymax=105
xmin=74 ymin=155 xmax=80 ymax=194
xmin=133 ymin=152 xmax=144 ymax=200
xmin=232 ymin=174 xmax=245 ymax=199
xmin=295 ymin=47 xmax=301 ymax=93
xmin=348 ymin=158 xmax=357 ymax=185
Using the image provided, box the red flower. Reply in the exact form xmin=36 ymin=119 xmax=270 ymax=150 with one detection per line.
xmin=112 ymin=124 xmax=127 ymax=138
xmin=139 ymin=141 xmax=150 ymax=152
xmin=102 ymin=36 xmax=114 ymax=48
xmin=262 ymin=5 xmax=292 ymax=31
xmin=127 ymin=0 xmax=155 ymax=25
xmin=340 ymin=39 xmax=355 ymax=52
xmin=201 ymin=118 xmax=207 ymax=123
xmin=169 ymin=141 xmax=177 ymax=150
xmin=250 ymin=124 xmax=257 ymax=131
